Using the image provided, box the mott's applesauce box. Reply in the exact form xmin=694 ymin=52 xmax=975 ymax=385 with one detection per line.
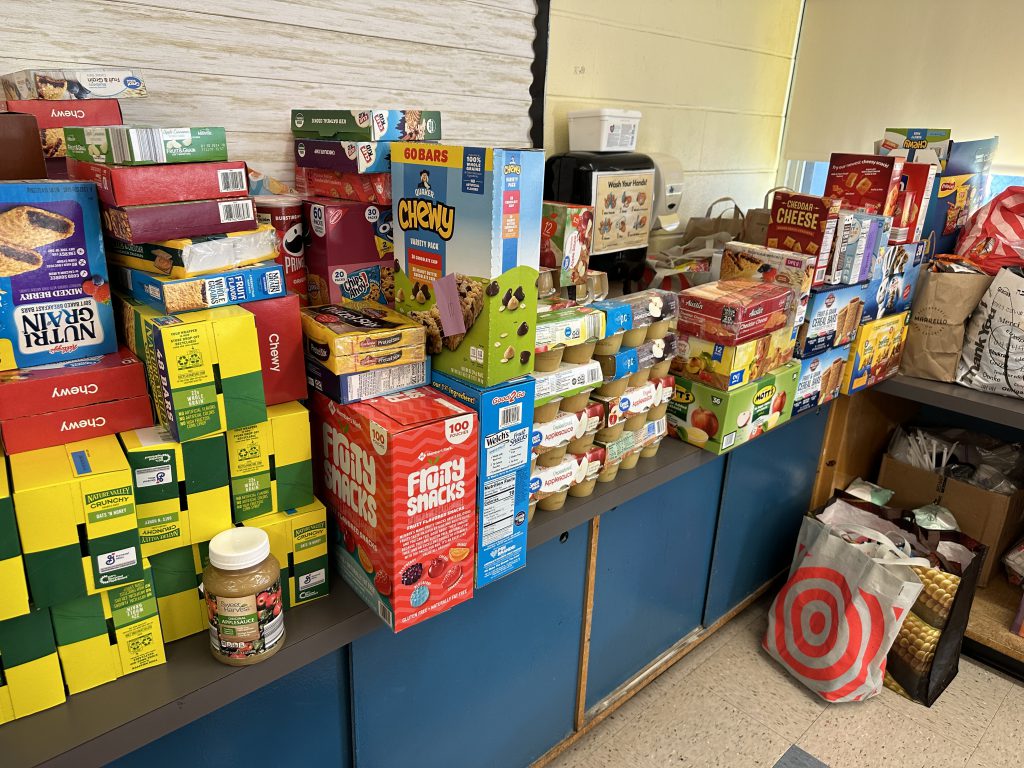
xmin=431 ymin=372 xmax=535 ymax=588
xmin=244 ymin=498 xmax=330 ymax=607
xmin=144 ymin=305 xmax=267 ymax=442
xmin=391 ymin=143 xmax=544 ymax=386
xmin=0 ymin=181 xmax=117 ymax=370
xmin=311 ymin=387 xmax=478 ymax=631
xmin=0 ymin=455 xmax=30 ymax=622
xmin=49 ymin=561 xmax=165 ymax=695
xmin=9 ymin=435 xmax=143 ymax=607
xmin=120 ymin=426 xmax=231 ymax=556
xmin=149 ymin=543 xmax=205 ymax=642
xmin=667 ymin=360 xmax=800 ymax=455
xmin=226 ymin=401 xmax=314 ymax=522
xmin=0 ymin=608 xmax=66 ymax=723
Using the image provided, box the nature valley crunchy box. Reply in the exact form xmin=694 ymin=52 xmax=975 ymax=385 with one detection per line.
xmin=0 ymin=454 xmax=30 ymax=622
xmin=9 ymin=434 xmax=143 ymax=607
xmin=391 ymin=143 xmax=545 ymax=386
xmin=0 ymin=181 xmax=117 ymax=370
xmin=311 ymin=387 xmax=478 ymax=631
xmin=243 ymin=498 xmax=330 ymax=608
xmin=148 ymin=543 xmax=205 ymax=642
xmin=0 ymin=608 xmax=66 ymax=722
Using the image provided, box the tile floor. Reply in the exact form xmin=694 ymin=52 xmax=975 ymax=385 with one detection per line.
xmin=548 ymin=598 xmax=1023 ymax=768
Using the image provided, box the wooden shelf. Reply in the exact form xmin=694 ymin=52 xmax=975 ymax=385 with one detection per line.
xmin=963 ymin=573 xmax=1024 ymax=676
xmin=876 ymin=375 xmax=1024 ymax=431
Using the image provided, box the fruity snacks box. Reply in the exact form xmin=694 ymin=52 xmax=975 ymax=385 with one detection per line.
xmin=303 ymin=198 xmax=395 ymax=306
xmin=143 ymin=305 xmax=267 ymax=442
xmin=0 ymin=609 xmax=66 ymax=723
xmin=227 ymin=401 xmax=314 ymax=522
xmin=112 ymin=260 xmax=285 ymax=314
xmin=841 ymin=312 xmax=910 ymax=396
xmin=0 ymin=181 xmax=117 ymax=371
xmin=294 ymin=139 xmax=391 ymax=174
xmin=291 ymin=109 xmax=441 ymax=141
xmin=0 ymin=455 xmax=29 ymax=622
xmin=666 ymin=360 xmax=799 ymax=455
xmin=391 ymin=143 xmax=545 ymax=386
xmin=1 ymin=69 xmax=147 ymax=100
xmin=50 ymin=562 xmax=166 ymax=694
xmin=243 ymin=498 xmax=330 ymax=609
xmin=765 ymin=193 xmax=841 ymax=285
xmin=9 ymin=434 xmax=143 ymax=607
xmin=63 ymin=126 xmax=227 ymax=165
xmin=793 ymin=344 xmax=851 ymax=416
xmin=825 ymin=153 xmax=905 ymax=216
xmin=432 ymin=372 xmax=535 ymax=588
xmin=120 ymin=426 xmax=231 ymax=556
xmin=311 ymin=388 xmax=478 ymax=632
xmin=68 ymin=158 xmax=249 ymax=207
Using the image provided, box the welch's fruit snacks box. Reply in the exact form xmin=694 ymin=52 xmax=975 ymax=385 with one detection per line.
xmin=0 ymin=181 xmax=116 ymax=370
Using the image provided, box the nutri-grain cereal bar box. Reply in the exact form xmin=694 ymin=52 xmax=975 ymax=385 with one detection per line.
xmin=311 ymin=388 xmax=477 ymax=631
xmin=0 ymin=181 xmax=116 ymax=370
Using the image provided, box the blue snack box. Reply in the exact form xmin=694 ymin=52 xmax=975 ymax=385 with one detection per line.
xmin=795 ymin=283 xmax=865 ymax=358
xmin=0 ymin=181 xmax=116 ymax=370
xmin=861 ymin=241 xmax=924 ymax=323
xmin=305 ymin=357 xmax=430 ymax=404
xmin=590 ymin=299 xmax=633 ymax=335
xmin=431 ymin=371 xmax=535 ymax=588
xmin=110 ymin=261 xmax=286 ymax=314
xmin=793 ymin=344 xmax=851 ymax=415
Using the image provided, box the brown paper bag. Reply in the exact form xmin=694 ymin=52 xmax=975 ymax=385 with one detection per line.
xmin=740 ymin=186 xmax=792 ymax=246
xmin=682 ymin=197 xmax=744 ymax=245
xmin=902 ymin=271 xmax=992 ymax=382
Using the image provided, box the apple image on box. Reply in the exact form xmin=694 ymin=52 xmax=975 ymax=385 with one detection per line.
xmin=772 ymin=391 xmax=787 ymax=414
xmin=690 ymin=407 xmax=719 ymax=438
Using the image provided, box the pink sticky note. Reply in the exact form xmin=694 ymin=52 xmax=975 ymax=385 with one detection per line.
xmin=432 ymin=274 xmax=466 ymax=337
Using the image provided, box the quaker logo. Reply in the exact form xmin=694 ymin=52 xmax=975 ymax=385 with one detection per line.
xmin=296 ymin=142 xmax=307 ymax=158
xmin=529 ymin=476 xmax=542 ymax=494
xmin=396 ymin=197 xmax=455 ymax=240
xmin=16 ymin=298 xmax=103 ymax=355
xmin=753 ymin=384 xmax=777 ymax=407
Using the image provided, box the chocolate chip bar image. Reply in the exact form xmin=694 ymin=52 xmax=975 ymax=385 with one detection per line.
xmin=0 ymin=205 xmax=75 ymax=249
xmin=0 ymin=239 xmax=43 ymax=277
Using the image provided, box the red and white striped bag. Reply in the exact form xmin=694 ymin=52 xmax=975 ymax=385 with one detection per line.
xmin=957 ymin=186 xmax=1024 ymax=274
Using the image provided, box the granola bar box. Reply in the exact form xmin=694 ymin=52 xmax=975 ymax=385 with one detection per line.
xmin=102 ymin=197 xmax=258 ymax=244
xmin=300 ymin=301 xmax=425 ymax=376
xmin=294 ymin=139 xmax=391 ymax=174
xmin=3 ymin=99 xmax=123 ymax=160
xmin=1 ymin=69 xmax=147 ymax=100
xmin=0 ymin=180 xmax=117 ymax=371
xmin=764 ymin=193 xmax=841 ymax=286
xmin=303 ymin=198 xmax=395 ymax=306
xmin=0 ymin=452 xmax=30 ymax=622
xmin=68 ymin=158 xmax=249 ymax=207
xmin=291 ymin=109 xmax=441 ymax=141
xmin=111 ymin=261 xmax=285 ymax=314
xmin=793 ymin=344 xmax=851 ymax=416
xmin=242 ymin=293 xmax=307 ymax=406
xmin=391 ymin=144 xmax=545 ymax=386
xmin=825 ymin=153 xmax=905 ymax=217
xmin=311 ymin=387 xmax=477 ymax=632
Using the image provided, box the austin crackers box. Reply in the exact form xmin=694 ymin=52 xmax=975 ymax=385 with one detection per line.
xmin=311 ymin=387 xmax=478 ymax=632
xmin=765 ymin=193 xmax=841 ymax=286
xmin=0 ymin=181 xmax=117 ymax=371
xmin=825 ymin=154 xmax=905 ymax=217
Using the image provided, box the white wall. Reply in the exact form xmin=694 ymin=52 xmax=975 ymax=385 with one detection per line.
xmin=2 ymin=0 xmax=538 ymax=182
xmin=544 ymin=0 xmax=804 ymax=219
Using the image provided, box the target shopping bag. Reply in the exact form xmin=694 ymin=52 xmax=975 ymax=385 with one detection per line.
xmin=763 ymin=515 xmax=925 ymax=703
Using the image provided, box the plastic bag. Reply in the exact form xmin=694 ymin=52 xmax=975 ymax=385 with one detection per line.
xmin=957 ymin=186 xmax=1024 ymax=274
xmin=956 ymin=267 xmax=1024 ymax=399
xmin=846 ymin=478 xmax=895 ymax=506
xmin=912 ymin=503 xmax=960 ymax=532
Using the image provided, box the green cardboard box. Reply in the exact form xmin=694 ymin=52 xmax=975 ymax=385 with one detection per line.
xmin=63 ymin=126 xmax=228 ymax=165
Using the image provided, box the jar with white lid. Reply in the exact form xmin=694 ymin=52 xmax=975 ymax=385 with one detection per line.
xmin=203 ymin=527 xmax=285 ymax=666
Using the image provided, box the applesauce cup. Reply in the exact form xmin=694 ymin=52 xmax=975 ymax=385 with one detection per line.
xmin=586 ymin=270 xmax=609 ymax=302
xmin=537 ymin=444 xmax=569 ymax=467
xmin=560 ymin=390 xmax=593 ymax=413
xmin=650 ymin=358 xmax=672 ymax=378
xmin=628 ymin=366 xmax=652 ymax=388
xmin=646 ymin=318 xmax=671 ymax=340
xmin=537 ymin=267 xmax=557 ymax=299
xmin=594 ymin=331 xmax=624 ymax=355
xmin=624 ymin=412 xmax=647 ymax=431
xmin=563 ymin=341 xmax=597 ymax=364
xmin=596 ymin=376 xmax=629 ymax=398
xmin=538 ymin=490 xmax=569 ymax=511
xmin=534 ymin=347 xmax=565 ymax=372
xmin=568 ymin=477 xmax=598 ymax=497
xmin=597 ymin=461 xmax=621 ymax=483
xmin=534 ymin=398 xmax=563 ymax=423
xmin=595 ymin=422 xmax=625 ymax=443
xmin=640 ymin=438 xmax=664 ymax=458
xmin=567 ymin=431 xmax=596 ymax=454
xmin=622 ymin=326 xmax=648 ymax=348
xmin=647 ymin=402 xmax=668 ymax=421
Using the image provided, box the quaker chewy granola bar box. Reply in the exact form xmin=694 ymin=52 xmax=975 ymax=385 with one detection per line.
xmin=391 ymin=143 xmax=545 ymax=386
xmin=0 ymin=181 xmax=116 ymax=370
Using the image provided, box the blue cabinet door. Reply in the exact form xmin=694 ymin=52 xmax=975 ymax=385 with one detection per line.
xmin=349 ymin=531 xmax=587 ymax=768
xmin=112 ymin=648 xmax=352 ymax=768
xmin=585 ymin=457 xmax=725 ymax=710
xmin=703 ymin=408 xmax=830 ymax=626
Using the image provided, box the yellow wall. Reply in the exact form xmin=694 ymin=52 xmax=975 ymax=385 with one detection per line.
xmin=545 ymin=0 xmax=804 ymax=219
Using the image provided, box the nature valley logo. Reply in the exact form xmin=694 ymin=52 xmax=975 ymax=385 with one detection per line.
xmin=753 ymin=384 xmax=777 ymax=407
xmin=396 ymin=197 xmax=455 ymax=240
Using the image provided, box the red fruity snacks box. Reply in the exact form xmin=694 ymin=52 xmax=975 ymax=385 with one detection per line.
xmin=825 ymin=153 xmax=905 ymax=216
xmin=311 ymin=388 xmax=478 ymax=632
xmin=242 ymin=294 xmax=307 ymax=405
xmin=68 ymin=159 xmax=249 ymax=207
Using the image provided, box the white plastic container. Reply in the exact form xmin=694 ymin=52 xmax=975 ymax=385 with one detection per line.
xmin=568 ymin=109 xmax=641 ymax=152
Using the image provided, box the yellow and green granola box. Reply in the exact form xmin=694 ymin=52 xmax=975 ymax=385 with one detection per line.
xmin=149 ymin=543 xmax=206 ymax=643
xmin=0 ymin=454 xmax=30 ymax=622
xmin=115 ymin=289 xmax=162 ymax=373
xmin=120 ymin=426 xmax=231 ymax=556
xmin=10 ymin=435 xmax=143 ymax=607
xmin=50 ymin=560 xmax=166 ymax=694
xmin=244 ymin=498 xmax=329 ymax=608
xmin=227 ymin=401 xmax=313 ymax=522
xmin=0 ymin=608 xmax=66 ymax=722
xmin=144 ymin=305 xmax=266 ymax=442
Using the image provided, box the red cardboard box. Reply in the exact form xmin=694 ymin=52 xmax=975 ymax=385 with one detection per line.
xmin=825 ymin=153 xmax=905 ymax=216
xmin=0 ymin=394 xmax=152 ymax=453
xmin=102 ymin=197 xmax=258 ymax=243
xmin=891 ymin=162 xmax=938 ymax=245
xmin=765 ymin=192 xmax=842 ymax=286
xmin=242 ymin=294 xmax=307 ymax=405
xmin=68 ymin=159 xmax=249 ymax=207
xmin=0 ymin=346 xmax=147 ymax=420
xmin=311 ymin=388 xmax=477 ymax=632
xmin=677 ymin=280 xmax=795 ymax=345
xmin=2 ymin=99 xmax=123 ymax=130
xmin=297 ymin=167 xmax=391 ymax=204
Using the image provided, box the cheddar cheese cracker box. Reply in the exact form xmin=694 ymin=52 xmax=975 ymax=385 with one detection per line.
xmin=9 ymin=434 xmax=142 ymax=607
xmin=149 ymin=543 xmax=205 ymax=642
xmin=244 ymin=498 xmax=330 ymax=608
xmin=311 ymin=387 xmax=478 ymax=631
xmin=0 ymin=180 xmax=117 ymax=371
xmin=841 ymin=312 xmax=910 ymax=395
xmin=0 ymin=609 xmax=66 ymax=722
xmin=143 ymin=305 xmax=266 ymax=442
xmin=120 ymin=426 xmax=231 ymax=556
xmin=391 ymin=143 xmax=544 ymax=386
xmin=0 ymin=454 xmax=30 ymax=622
xmin=291 ymin=109 xmax=441 ymax=141
xmin=226 ymin=401 xmax=314 ymax=522
xmin=765 ymin=192 xmax=841 ymax=286
xmin=432 ymin=372 xmax=534 ymax=588
xmin=50 ymin=561 xmax=166 ymax=694
xmin=825 ymin=153 xmax=904 ymax=217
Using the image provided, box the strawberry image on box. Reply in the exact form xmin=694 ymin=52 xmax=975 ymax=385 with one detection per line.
xmin=311 ymin=387 xmax=478 ymax=632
